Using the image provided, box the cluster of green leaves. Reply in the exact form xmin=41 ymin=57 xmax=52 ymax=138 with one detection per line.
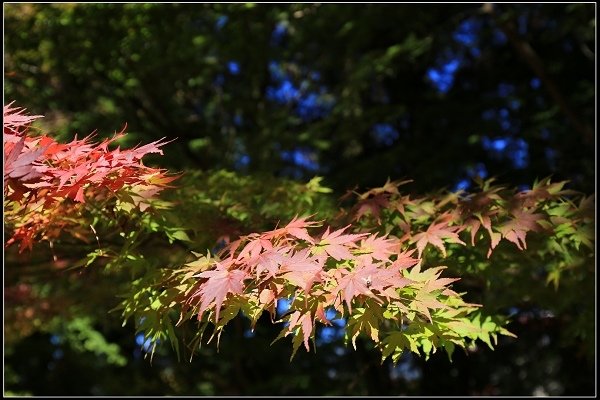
xmin=151 ymin=215 xmax=515 ymax=364
xmin=137 ymin=174 xmax=593 ymax=365
xmin=5 ymin=106 xmax=594 ymax=369
xmin=3 ymin=103 xmax=337 ymax=368
xmin=342 ymin=177 xmax=595 ymax=353
xmin=5 ymin=168 xmax=338 ymax=353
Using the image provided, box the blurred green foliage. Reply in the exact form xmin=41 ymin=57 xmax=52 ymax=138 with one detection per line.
xmin=5 ymin=3 xmax=594 ymax=193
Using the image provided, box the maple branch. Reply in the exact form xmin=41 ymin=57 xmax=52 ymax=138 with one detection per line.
xmin=482 ymin=3 xmax=594 ymax=145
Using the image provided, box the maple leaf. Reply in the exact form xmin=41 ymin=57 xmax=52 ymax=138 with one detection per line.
xmin=514 ymin=177 xmax=577 ymax=208
xmin=180 ymin=252 xmax=214 ymax=281
xmin=4 ymin=138 xmax=47 ymax=182
xmin=285 ymin=310 xmax=314 ymax=352
xmin=399 ymin=265 xmax=455 ymax=322
xmin=329 ymin=264 xmax=373 ymax=313
xmin=237 ymin=234 xmax=273 ymax=262
xmin=391 ymin=249 xmax=420 ymax=271
xmin=262 ymin=215 xmax=319 ymax=243
xmin=3 ymin=102 xmax=43 ymax=136
xmin=279 ymin=249 xmax=325 ymax=293
xmin=253 ymin=246 xmax=289 ymax=281
xmin=258 ymin=287 xmax=276 ymax=306
xmin=352 ymin=194 xmax=390 ymax=223
xmin=358 ymin=178 xmax=412 ymax=200
xmin=194 ymin=264 xmax=249 ymax=321
xmin=496 ymin=210 xmax=544 ymax=250
xmin=464 ymin=211 xmax=499 ymax=246
xmin=331 ymin=261 xmax=409 ymax=313
xmin=422 ymin=276 xmax=460 ymax=293
xmin=41 ymin=133 xmax=174 ymax=202
xmin=4 ymin=104 xmax=177 ymax=231
xmin=412 ymin=218 xmax=466 ymax=258
xmin=128 ymin=137 xmax=173 ymax=159
xmin=346 ymin=302 xmax=383 ymax=349
xmin=316 ymin=225 xmax=367 ymax=260
xmin=143 ymin=172 xmax=181 ymax=187
xmin=390 ymin=194 xmax=416 ymax=220
xmin=370 ymin=267 xmax=413 ymax=302
xmin=459 ymin=186 xmax=503 ymax=216
xmin=411 ymin=291 xmax=447 ymax=322
xmin=355 ymin=235 xmax=399 ymax=262
xmin=4 ymin=136 xmax=25 ymax=170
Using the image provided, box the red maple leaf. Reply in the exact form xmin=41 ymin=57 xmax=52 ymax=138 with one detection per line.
xmin=391 ymin=249 xmax=420 ymax=271
xmin=4 ymin=137 xmax=47 ymax=183
xmin=3 ymin=102 xmax=43 ymax=136
xmin=4 ymin=102 xmax=178 ymax=251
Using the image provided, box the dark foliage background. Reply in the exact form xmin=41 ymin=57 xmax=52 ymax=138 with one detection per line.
xmin=4 ymin=3 xmax=595 ymax=396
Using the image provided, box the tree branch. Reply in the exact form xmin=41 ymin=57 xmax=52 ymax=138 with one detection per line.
xmin=482 ymin=3 xmax=594 ymax=145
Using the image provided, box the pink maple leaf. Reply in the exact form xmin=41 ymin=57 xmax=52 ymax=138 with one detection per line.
xmin=330 ymin=262 xmax=383 ymax=313
xmin=194 ymin=264 xmax=248 ymax=321
xmin=286 ymin=310 xmax=314 ymax=351
xmin=352 ymin=194 xmax=389 ymax=223
xmin=412 ymin=218 xmax=465 ymax=258
xmin=263 ymin=215 xmax=319 ymax=243
xmin=356 ymin=235 xmax=399 ymax=262
xmin=391 ymin=249 xmax=420 ymax=271
xmin=279 ymin=249 xmax=325 ymax=293
xmin=253 ymin=246 xmax=289 ymax=281
xmin=347 ymin=261 xmax=412 ymax=312
xmin=317 ymin=225 xmax=367 ymax=261
xmin=496 ymin=210 xmax=544 ymax=250
xmin=3 ymin=102 xmax=43 ymax=136
xmin=237 ymin=235 xmax=273 ymax=262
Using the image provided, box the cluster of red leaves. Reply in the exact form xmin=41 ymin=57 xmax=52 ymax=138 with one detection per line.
xmin=180 ymin=216 xmax=463 ymax=352
xmin=3 ymin=102 xmax=177 ymax=251
xmin=177 ymin=178 xmax=591 ymax=356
